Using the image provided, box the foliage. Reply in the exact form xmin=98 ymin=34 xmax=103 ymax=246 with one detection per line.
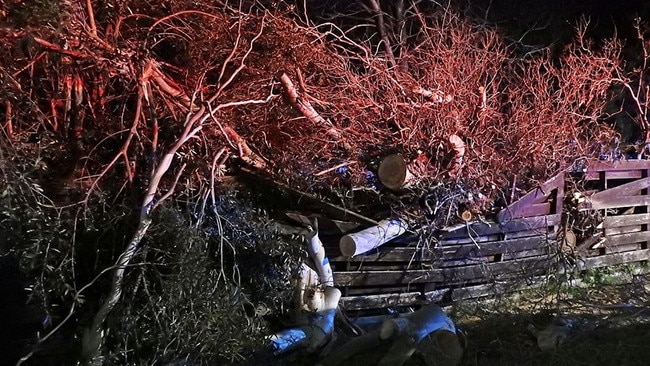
xmin=106 ymin=199 xmax=302 ymax=365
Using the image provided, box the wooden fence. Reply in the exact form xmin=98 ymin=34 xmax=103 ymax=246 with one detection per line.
xmin=325 ymin=160 xmax=650 ymax=312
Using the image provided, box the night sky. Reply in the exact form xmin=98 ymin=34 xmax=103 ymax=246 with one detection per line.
xmin=460 ymin=0 xmax=650 ymax=43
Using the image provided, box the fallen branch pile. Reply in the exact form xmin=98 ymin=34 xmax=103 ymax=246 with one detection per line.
xmin=1 ymin=1 xmax=627 ymax=219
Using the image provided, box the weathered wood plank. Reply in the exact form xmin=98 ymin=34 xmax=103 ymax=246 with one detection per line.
xmin=498 ymin=173 xmax=563 ymax=222
xmin=444 ymin=235 xmax=552 ymax=259
xmin=341 ymin=275 xmax=552 ymax=310
xmin=339 ymin=291 xmax=425 ymax=310
xmin=441 ymin=214 xmax=560 ymax=239
xmin=576 ymin=249 xmax=650 ymax=269
xmin=604 ymin=243 xmax=641 ymax=254
xmin=604 ymin=213 xmax=650 ymax=228
xmin=584 ymin=170 xmax=644 ymax=180
xmin=330 ymin=235 xmax=553 ymax=264
xmin=512 ymin=202 xmax=552 ymax=218
xmin=502 ymin=248 xmax=549 ymax=260
xmin=329 ymin=247 xmax=440 ymax=263
xmin=583 ymin=195 xmax=650 ymax=210
xmin=439 ymin=234 xmax=502 ymax=245
xmin=604 ymin=225 xmax=642 ymax=236
xmin=332 ymin=262 xmax=439 ymax=272
xmin=334 ymin=268 xmax=443 ymax=286
xmin=333 ymin=256 xmax=552 ymax=287
xmin=438 ymin=257 xmax=490 ymax=268
xmin=605 ymin=231 xmax=650 ymax=246
xmin=449 ymin=277 xmax=547 ymax=302
xmin=442 ymin=257 xmax=553 ymax=284
xmin=588 ymin=176 xmax=650 ymax=201
xmin=503 ymin=229 xmax=557 ymax=240
xmin=344 ymin=285 xmax=419 ymax=296
xmin=586 ymin=160 xmax=650 ymax=172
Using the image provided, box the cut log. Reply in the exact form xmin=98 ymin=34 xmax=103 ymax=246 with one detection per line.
xmin=339 ymin=219 xmax=408 ymax=257
xmin=378 ymin=154 xmax=414 ymax=190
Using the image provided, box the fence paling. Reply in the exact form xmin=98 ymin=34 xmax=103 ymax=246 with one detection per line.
xmin=330 ymin=160 xmax=650 ymax=312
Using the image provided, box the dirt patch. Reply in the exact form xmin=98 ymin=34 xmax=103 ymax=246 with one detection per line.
xmin=454 ymin=270 xmax=650 ymax=365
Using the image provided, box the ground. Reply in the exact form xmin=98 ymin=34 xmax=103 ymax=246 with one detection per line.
xmin=456 ymin=268 xmax=650 ymax=366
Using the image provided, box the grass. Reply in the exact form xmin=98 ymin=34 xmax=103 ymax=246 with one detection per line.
xmin=453 ymin=266 xmax=650 ymax=366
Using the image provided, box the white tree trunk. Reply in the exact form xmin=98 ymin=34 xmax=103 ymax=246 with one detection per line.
xmin=339 ymin=219 xmax=407 ymax=257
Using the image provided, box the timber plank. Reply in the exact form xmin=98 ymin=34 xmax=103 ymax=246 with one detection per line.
xmin=339 ymin=291 xmax=423 ymax=310
xmin=345 ymin=285 xmax=418 ymax=296
xmin=441 ymin=214 xmax=560 ymax=239
xmin=604 ymin=225 xmax=642 ymax=236
xmin=441 ymin=257 xmax=553 ymax=284
xmin=503 ymin=230 xmax=557 ymax=240
xmin=498 ymin=173 xmax=563 ymax=222
xmin=583 ymin=195 xmax=650 ymax=210
xmin=444 ymin=235 xmax=552 ymax=259
xmin=585 ymin=170 xmax=644 ymax=180
xmin=604 ymin=243 xmax=641 ymax=254
xmin=439 ymin=234 xmax=501 ymax=245
xmin=341 ymin=275 xmax=552 ymax=310
xmin=576 ymin=249 xmax=650 ymax=269
xmin=449 ymin=277 xmax=547 ymax=301
xmin=586 ymin=160 xmax=650 ymax=172
xmin=506 ymin=202 xmax=551 ymax=218
xmin=589 ymin=177 xmax=650 ymax=200
xmin=438 ymin=257 xmax=490 ymax=268
xmin=329 ymin=247 xmax=440 ymax=263
xmin=333 ymin=256 xmax=552 ymax=287
xmin=330 ymin=235 xmax=552 ymax=263
xmin=502 ymin=248 xmax=549 ymax=260
xmin=605 ymin=231 xmax=650 ymax=246
xmin=333 ymin=263 xmax=440 ymax=271
xmin=334 ymin=269 xmax=443 ymax=286
xmin=604 ymin=213 xmax=650 ymax=228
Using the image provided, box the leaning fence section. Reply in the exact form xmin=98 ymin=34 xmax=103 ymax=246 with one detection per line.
xmin=570 ymin=160 xmax=650 ymax=269
xmin=327 ymin=160 xmax=650 ymax=313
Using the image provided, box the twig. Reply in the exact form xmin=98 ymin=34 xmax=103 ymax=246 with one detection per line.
xmin=85 ymin=0 xmax=98 ymax=36
xmin=222 ymin=126 xmax=267 ymax=169
xmin=84 ymin=86 xmax=144 ymax=203
xmin=362 ymin=0 xmax=397 ymax=68
xmin=210 ymin=13 xmax=267 ymax=103
xmin=510 ymin=175 xmax=517 ymax=205
xmin=11 ymin=52 xmax=46 ymax=78
xmin=277 ymin=72 xmax=342 ymax=140
xmin=314 ymin=161 xmax=355 ymax=176
xmin=3 ymin=101 xmax=12 ymax=139
xmin=147 ymin=60 xmax=195 ymax=109
xmin=32 ymin=37 xmax=94 ymax=59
